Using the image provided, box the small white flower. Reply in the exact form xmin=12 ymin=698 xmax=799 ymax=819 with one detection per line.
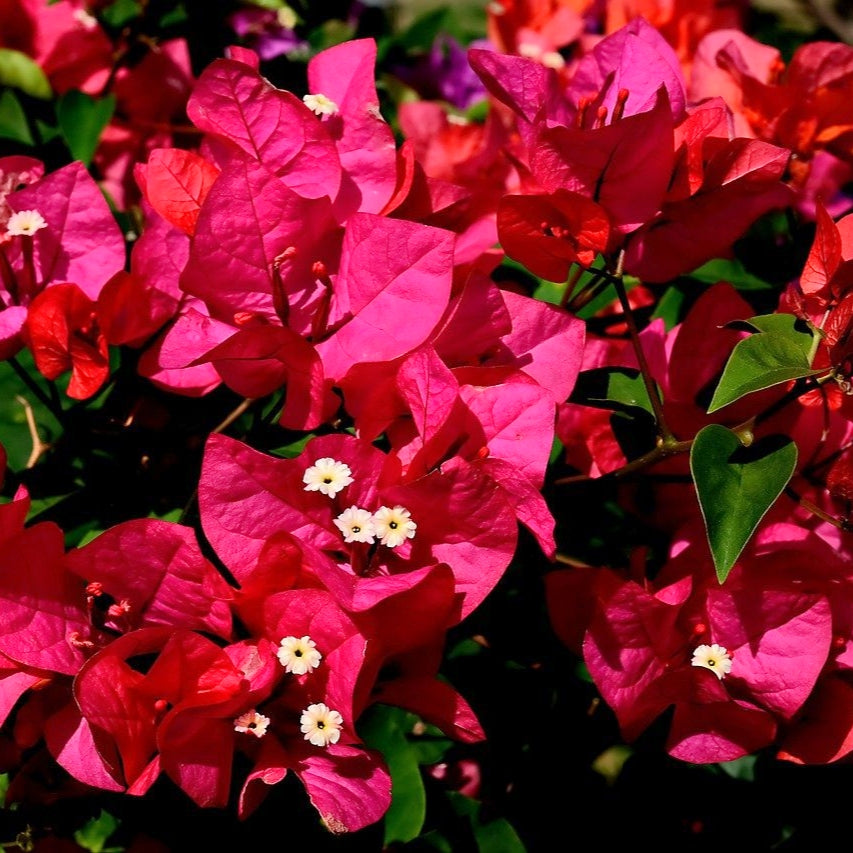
xmin=73 ymin=8 xmax=98 ymax=29
xmin=488 ymin=1 xmax=507 ymax=14
xmin=277 ymin=635 xmax=322 ymax=675
xmin=303 ymin=93 xmax=339 ymax=117
xmin=302 ymin=457 xmax=353 ymax=497
xmin=373 ymin=505 xmax=417 ymax=548
xmin=6 ymin=209 xmax=47 ymax=237
xmin=541 ymin=51 xmax=566 ymax=70
xmin=691 ymin=643 xmax=733 ymax=680
xmin=334 ymin=505 xmax=376 ymax=544
xmin=233 ymin=709 xmax=271 ymax=738
xmin=518 ymin=42 xmax=543 ymax=60
xmin=300 ymin=702 xmax=343 ymax=747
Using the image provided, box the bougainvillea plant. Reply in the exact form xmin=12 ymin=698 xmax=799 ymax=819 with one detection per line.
xmin=6 ymin=0 xmax=853 ymax=849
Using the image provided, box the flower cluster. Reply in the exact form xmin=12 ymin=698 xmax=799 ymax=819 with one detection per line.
xmin=9 ymin=0 xmax=853 ymax=847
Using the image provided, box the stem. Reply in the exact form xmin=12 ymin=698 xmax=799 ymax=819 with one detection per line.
xmin=210 ymin=397 xmax=254 ymax=435
xmin=559 ymin=265 xmax=585 ymax=310
xmin=784 ymin=485 xmax=853 ymax=532
xmin=753 ymin=371 xmax=834 ymax=428
xmin=554 ymin=438 xmax=692 ymax=485
xmin=7 ymin=357 xmax=65 ymax=426
xmin=610 ymin=253 xmax=673 ymax=441
xmin=566 ymin=270 xmax=610 ymax=314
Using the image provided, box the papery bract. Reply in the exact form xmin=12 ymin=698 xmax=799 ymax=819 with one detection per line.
xmin=187 ymin=55 xmax=342 ymax=200
xmin=25 ymin=282 xmax=108 ymax=399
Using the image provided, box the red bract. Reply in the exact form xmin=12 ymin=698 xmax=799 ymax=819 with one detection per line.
xmin=187 ymin=53 xmax=342 ymax=201
xmin=0 ymin=0 xmax=112 ymax=95
xmin=307 ymin=39 xmax=398 ymax=215
xmin=471 ymin=20 xmax=792 ymax=282
xmin=551 ymin=525 xmax=837 ymax=762
xmin=71 ymin=628 xmax=250 ymax=802
xmin=24 ymin=282 xmax=108 ymax=399
xmin=199 ymin=433 xmax=519 ymax=619
xmin=1 ymin=162 xmax=125 ymax=376
xmin=64 ymin=520 xmax=234 ymax=638
xmin=497 ymin=190 xmax=610 ymax=281
xmin=99 ymin=206 xmax=186 ymax=349
xmin=135 ymin=149 xmax=220 ymax=237
xmin=690 ymin=33 xmax=853 ymax=212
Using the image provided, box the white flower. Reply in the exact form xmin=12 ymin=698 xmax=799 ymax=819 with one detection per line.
xmin=6 ymin=209 xmax=46 ymax=237
xmin=277 ymin=635 xmax=322 ymax=675
xmin=691 ymin=643 xmax=733 ymax=680
xmin=334 ymin=506 xmax=376 ymax=544
xmin=303 ymin=93 xmax=339 ymax=117
xmin=302 ymin=457 xmax=353 ymax=497
xmin=73 ymin=8 xmax=98 ymax=29
xmin=233 ymin=709 xmax=271 ymax=738
xmin=518 ymin=42 xmax=543 ymax=60
xmin=300 ymin=702 xmax=343 ymax=747
xmin=541 ymin=51 xmax=565 ymax=70
xmin=373 ymin=505 xmax=417 ymax=548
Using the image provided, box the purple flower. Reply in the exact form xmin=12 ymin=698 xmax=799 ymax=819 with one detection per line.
xmin=394 ymin=35 xmax=489 ymax=111
xmin=229 ymin=7 xmax=307 ymax=62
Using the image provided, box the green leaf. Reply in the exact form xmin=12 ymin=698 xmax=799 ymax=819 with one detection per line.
xmin=56 ymin=91 xmax=116 ymax=165
xmin=159 ymin=3 xmax=188 ymax=27
xmin=447 ymin=793 xmax=525 ymax=853
xmin=717 ymin=754 xmax=758 ymax=781
xmin=100 ymin=0 xmax=142 ymax=28
xmin=690 ymin=257 xmax=774 ymax=291
xmin=0 ymin=90 xmax=34 ymax=144
xmin=36 ymin=118 xmax=61 ymax=144
xmin=708 ymin=313 xmax=822 ymax=413
xmin=690 ymin=425 xmax=797 ymax=582
xmin=308 ymin=19 xmax=356 ymax=51
xmin=359 ymin=706 xmax=426 ymax=845
xmin=570 ymin=367 xmax=655 ymax=417
xmin=396 ymin=8 xmax=450 ymax=52
xmin=0 ymin=355 xmax=61 ymax=472
xmin=271 ymin=433 xmax=313 ymax=459
xmin=650 ymin=283 xmax=689 ymax=330
xmin=26 ymin=493 xmax=72 ymax=521
xmin=74 ymin=809 xmax=120 ymax=853
xmin=0 ymin=49 xmax=51 ymax=99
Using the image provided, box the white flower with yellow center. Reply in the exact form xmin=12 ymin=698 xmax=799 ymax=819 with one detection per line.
xmin=277 ymin=635 xmax=322 ymax=675
xmin=302 ymin=457 xmax=353 ymax=497
xmin=334 ymin=506 xmax=376 ymax=544
xmin=6 ymin=209 xmax=47 ymax=237
xmin=691 ymin=643 xmax=732 ymax=680
xmin=300 ymin=702 xmax=343 ymax=747
xmin=373 ymin=505 xmax=417 ymax=548
xmin=303 ymin=93 xmax=339 ymax=117
xmin=233 ymin=709 xmax=271 ymax=738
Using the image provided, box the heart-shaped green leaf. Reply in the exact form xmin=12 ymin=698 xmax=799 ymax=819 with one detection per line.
xmin=708 ymin=313 xmax=822 ymax=413
xmin=690 ymin=424 xmax=797 ymax=583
